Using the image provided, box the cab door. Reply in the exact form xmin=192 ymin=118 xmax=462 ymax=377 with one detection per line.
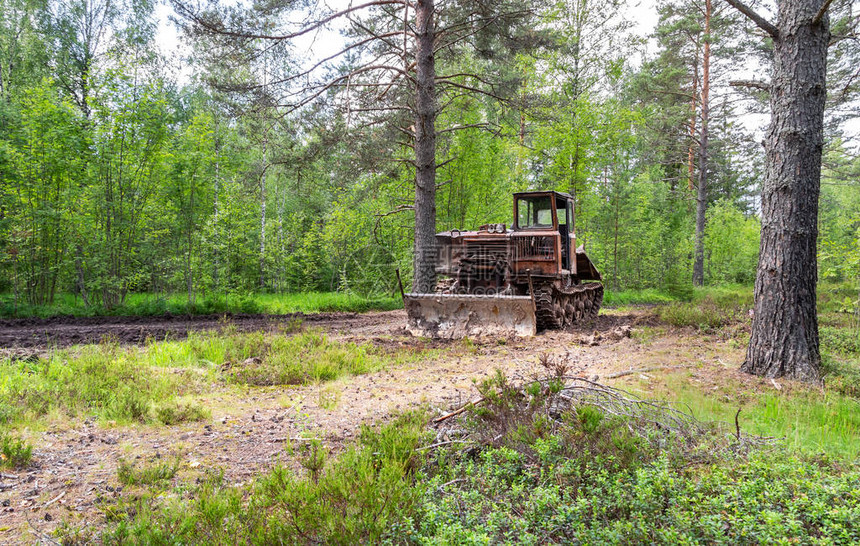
xmin=567 ymin=201 xmax=577 ymax=275
xmin=557 ymin=198 xmax=571 ymax=272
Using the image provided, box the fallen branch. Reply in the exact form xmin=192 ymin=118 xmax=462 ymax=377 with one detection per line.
xmin=432 ymin=397 xmax=484 ymax=424
xmin=604 ymin=365 xmax=693 ymax=379
xmin=416 ymin=439 xmax=471 ymax=451
xmin=735 ymin=408 xmax=742 ymax=440
xmin=44 ymin=491 xmax=65 ymax=508
xmin=436 ymin=478 xmax=467 ymax=490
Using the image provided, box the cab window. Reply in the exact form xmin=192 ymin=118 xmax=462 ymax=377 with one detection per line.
xmin=517 ymin=196 xmax=554 ymax=228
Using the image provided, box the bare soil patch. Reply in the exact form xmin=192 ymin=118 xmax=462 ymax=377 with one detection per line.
xmin=0 ymin=310 xmax=403 ymax=350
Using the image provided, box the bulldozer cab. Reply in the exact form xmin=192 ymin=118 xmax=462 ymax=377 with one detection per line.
xmin=513 ymin=191 xmax=575 ymax=274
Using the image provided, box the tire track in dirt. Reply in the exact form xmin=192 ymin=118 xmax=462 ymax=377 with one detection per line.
xmin=0 ymin=311 xmax=406 ymax=349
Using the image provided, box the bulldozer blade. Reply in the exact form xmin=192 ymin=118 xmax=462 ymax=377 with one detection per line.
xmin=403 ymin=294 xmax=536 ymax=339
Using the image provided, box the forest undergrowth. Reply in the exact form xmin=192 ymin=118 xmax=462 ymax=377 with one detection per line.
xmin=1 ymin=284 xmax=857 ymax=543
xmin=97 ymin=368 xmax=860 ymax=544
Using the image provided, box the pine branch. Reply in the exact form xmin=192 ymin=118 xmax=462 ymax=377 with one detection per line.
xmin=723 ymin=0 xmax=778 ymax=38
xmin=813 ymin=0 xmax=835 ymax=26
xmin=730 ymin=79 xmax=771 ymax=91
xmin=171 ymin=0 xmax=409 ymax=41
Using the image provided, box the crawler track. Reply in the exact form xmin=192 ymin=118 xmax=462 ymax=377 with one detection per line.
xmin=535 ymin=283 xmax=603 ymax=331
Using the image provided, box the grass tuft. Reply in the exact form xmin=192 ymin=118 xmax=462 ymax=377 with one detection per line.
xmin=632 ymin=371 xmax=860 ymax=459
xmin=117 ymin=457 xmax=180 ymax=487
xmin=153 ymin=400 xmax=209 ymax=426
xmin=0 ymin=291 xmax=401 ymax=318
xmin=223 ymin=329 xmax=414 ymax=386
xmin=0 ymin=432 xmax=33 ymax=468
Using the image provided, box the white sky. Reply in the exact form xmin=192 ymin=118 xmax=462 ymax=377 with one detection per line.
xmin=155 ymin=0 xmax=662 ymax=78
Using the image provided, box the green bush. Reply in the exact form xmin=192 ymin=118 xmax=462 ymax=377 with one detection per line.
xmin=153 ymin=400 xmax=209 ymax=426
xmin=821 ymin=326 xmax=860 ymax=355
xmin=657 ymin=298 xmax=744 ymax=329
xmin=412 ymin=449 xmax=860 ymax=544
xmin=225 ymin=330 xmax=394 ymax=386
xmin=1 ymin=432 xmax=33 ymax=468
xmin=101 ymin=412 xmax=430 ymax=544
xmin=822 ymin=356 xmax=860 ymax=399
xmin=117 ymin=457 xmax=180 ymax=487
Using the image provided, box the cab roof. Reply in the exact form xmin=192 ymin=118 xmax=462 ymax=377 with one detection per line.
xmin=513 ymin=190 xmax=574 ymax=201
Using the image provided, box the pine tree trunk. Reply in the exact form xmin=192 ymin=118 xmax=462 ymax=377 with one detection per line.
xmin=743 ymin=0 xmax=829 ymax=382
xmin=692 ymin=0 xmax=711 ymax=287
xmin=412 ymin=0 xmax=437 ymax=293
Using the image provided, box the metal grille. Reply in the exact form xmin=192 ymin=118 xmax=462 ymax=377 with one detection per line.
xmin=462 ymin=240 xmax=508 ymax=279
xmin=514 ymin=236 xmax=555 ymax=260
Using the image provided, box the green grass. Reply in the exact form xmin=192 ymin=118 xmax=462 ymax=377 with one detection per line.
xmin=818 ymin=282 xmax=860 ymax=316
xmin=603 ymin=284 xmax=754 ymax=308
xmin=1 ymin=432 xmax=33 ymax=468
xmin=222 ymin=329 xmax=418 ymax=386
xmin=0 ymin=291 xmax=402 ymax=318
xmin=117 ymin=457 xmax=181 ymax=487
xmin=603 ymin=288 xmax=680 ymax=306
xmin=630 ymin=371 xmax=860 ymax=459
xmin=0 ymin=328 xmax=423 ymax=429
xmin=0 ymin=341 xmax=184 ymax=426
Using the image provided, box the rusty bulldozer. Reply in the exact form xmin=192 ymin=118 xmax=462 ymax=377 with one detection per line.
xmin=404 ymin=190 xmax=603 ymax=338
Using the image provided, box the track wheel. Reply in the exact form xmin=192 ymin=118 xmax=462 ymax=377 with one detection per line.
xmin=535 ymin=286 xmax=562 ymax=331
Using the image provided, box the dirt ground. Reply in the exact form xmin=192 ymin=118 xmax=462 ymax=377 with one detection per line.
xmin=0 ymin=309 xmax=749 ymax=543
xmin=0 ymin=311 xmax=399 ymax=350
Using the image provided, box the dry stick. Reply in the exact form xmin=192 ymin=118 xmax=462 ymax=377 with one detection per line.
xmin=44 ymin=491 xmax=65 ymax=508
xmin=432 ymin=397 xmax=484 ymax=424
xmin=735 ymin=408 xmax=742 ymax=441
xmin=415 ymin=439 xmax=471 ymax=451
xmin=604 ymin=364 xmax=692 ymax=379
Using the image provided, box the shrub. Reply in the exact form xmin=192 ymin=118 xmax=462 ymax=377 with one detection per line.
xmin=153 ymin=400 xmax=209 ymax=426
xmin=225 ymin=330 xmax=390 ymax=386
xmin=102 ymin=412 xmax=430 ymax=544
xmin=657 ymin=296 xmax=747 ymax=330
xmin=820 ymin=326 xmax=860 ymax=355
xmin=117 ymin=457 xmax=180 ymax=487
xmin=0 ymin=432 xmax=32 ymax=468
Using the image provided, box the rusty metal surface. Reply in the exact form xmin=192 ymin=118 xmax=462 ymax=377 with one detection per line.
xmin=408 ymin=190 xmax=603 ymax=338
xmin=404 ymin=294 xmax=536 ymax=338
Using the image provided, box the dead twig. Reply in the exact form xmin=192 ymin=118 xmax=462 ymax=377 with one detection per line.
xmin=432 ymin=397 xmax=484 ymax=424
xmin=604 ymin=365 xmax=693 ymax=379
xmin=735 ymin=408 xmax=742 ymax=441
xmin=416 ymin=440 xmax=471 ymax=451
xmin=44 ymin=491 xmax=65 ymax=508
